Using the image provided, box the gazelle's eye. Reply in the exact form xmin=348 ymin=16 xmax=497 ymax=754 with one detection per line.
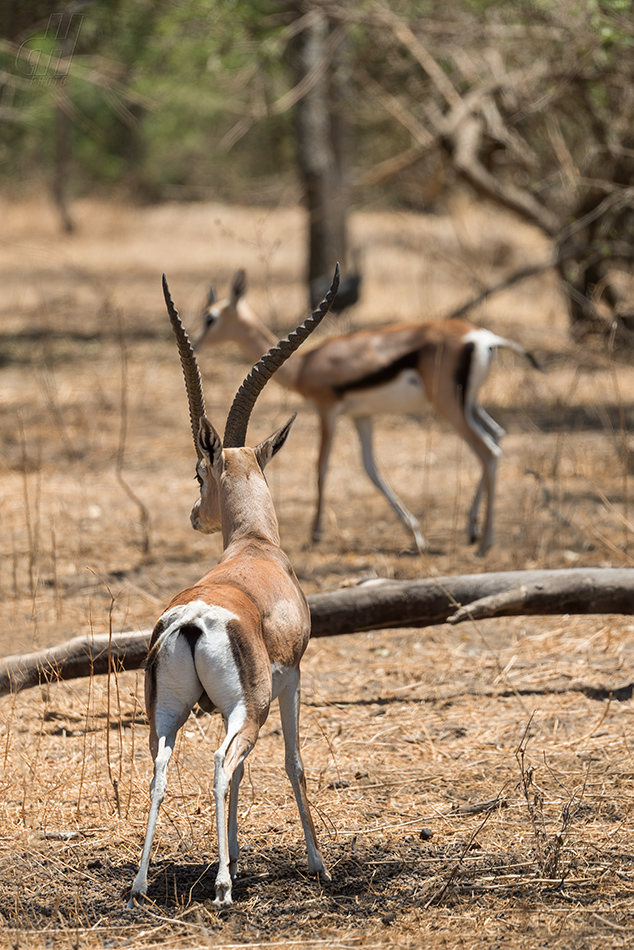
xmin=195 ymin=464 xmax=204 ymax=487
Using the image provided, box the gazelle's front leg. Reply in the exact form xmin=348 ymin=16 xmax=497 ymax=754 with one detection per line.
xmin=311 ymin=407 xmax=337 ymax=544
xmin=353 ymin=416 xmax=426 ymax=553
xmin=278 ymin=669 xmax=330 ymax=882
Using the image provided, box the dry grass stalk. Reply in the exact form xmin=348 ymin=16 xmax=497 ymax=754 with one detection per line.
xmin=515 ymin=715 xmax=586 ymax=882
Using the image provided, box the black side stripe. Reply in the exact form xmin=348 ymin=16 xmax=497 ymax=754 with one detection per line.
xmin=454 ymin=341 xmax=474 ymax=408
xmin=332 ymin=349 xmax=421 ymax=396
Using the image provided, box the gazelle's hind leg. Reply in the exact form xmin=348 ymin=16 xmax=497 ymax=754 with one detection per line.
xmin=460 ymin=403 xmax=502 ymax=556
xmin=128 ymin=721 xmax=180 ymax=907
xmin=212 ymin=712 xmax=259 ymax=908
xmin=227 ymin=758 xmax=245 ymax=881
xmin=452 ymin=334 xmax=505 ymax=555
xmin=128 ymin=648 xmax=202 ymax=907
xmin=354 ymin=416 xmax=426 ymax=553
xmin=475 ymin=405 xmax=505 ymax=444
xmin=278 ymin=668 xmax=330 ymax=882
xmin=467 ymin=405 xmax=505 ymax=548
xmin=466 ymin=455 xmax=498 ymax=553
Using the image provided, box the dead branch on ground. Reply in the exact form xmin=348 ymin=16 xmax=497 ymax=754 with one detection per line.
xmin=0 ymin=568 xmax=632 ymax=697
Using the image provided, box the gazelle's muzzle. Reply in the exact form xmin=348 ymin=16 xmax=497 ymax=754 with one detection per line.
xmin=192 ymin=310 xmax=218 ymax=351
xmin=190 ymin=499 xmax=220 ymax=534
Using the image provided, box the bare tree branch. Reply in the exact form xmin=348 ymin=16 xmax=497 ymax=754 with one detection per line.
xmin=445 ymin=108 xmax=560 ymax=235
xmin=445 ymin=259 xmax=556 ymax=320
xmin=372 ymin=2 xmax=462 ymax=110
xmin=358 ymin=66 xmax=435 ymax=149
xmin=356 ymin=144 xmax=435 ymax=188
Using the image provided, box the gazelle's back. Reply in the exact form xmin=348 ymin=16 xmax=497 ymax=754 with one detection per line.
xmin=295 ymin=320 xmax=471 ymax=400
xmin=196 ymin=542 xmax=311 ymax=668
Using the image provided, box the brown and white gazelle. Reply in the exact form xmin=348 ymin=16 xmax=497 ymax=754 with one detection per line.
xmin=194 ymin=269 xmax=542 ymax=556
xmin=128 ymin=267 xmax=339 ymax=909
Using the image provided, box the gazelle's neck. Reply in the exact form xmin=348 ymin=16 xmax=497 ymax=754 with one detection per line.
xmin=236 ymin=303 xmax=302 ymax=391
xmin=219 ymin=450 xmax=281 ymax=549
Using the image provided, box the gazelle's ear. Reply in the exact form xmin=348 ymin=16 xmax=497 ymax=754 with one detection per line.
xmin=230 ymin=269 xmax=247 ymax=308
xmin=254 ymin=413 xmax=297 ymax=470
xmin=197 ymin=416 xmax=223 ymax=471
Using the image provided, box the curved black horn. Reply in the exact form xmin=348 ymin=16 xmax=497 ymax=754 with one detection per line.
xmin=223 ymin=263 xmax=340 ymax=448
xmin=163 ymin=274 xmax=206 ymax=459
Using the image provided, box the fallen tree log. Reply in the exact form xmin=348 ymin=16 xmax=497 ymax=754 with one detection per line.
xmin=0 ymin=568 xmax=632 ymax=697
xmin=307 ymin=567 xmax=634 ymax=635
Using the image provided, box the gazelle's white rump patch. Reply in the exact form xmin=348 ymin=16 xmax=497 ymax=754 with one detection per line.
xmin=155 ymin=600 xmax=246 ymax=719
xmin=462 ymin=328 xmax=500 ymax=378
xmin=463 ymin=327 xmax=511 ymax=349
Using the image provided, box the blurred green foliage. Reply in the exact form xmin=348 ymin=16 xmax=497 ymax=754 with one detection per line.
xmin=0 ymin=0 xmax=303 ymax=200
xmin=0 ymin=0 xmax=633 ymax=207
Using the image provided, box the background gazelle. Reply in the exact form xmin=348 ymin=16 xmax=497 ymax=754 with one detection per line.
xmin=194 ymin=269 xmax=542 ymax=556
xmin=128 ymin=267 xmax=339 ymax=909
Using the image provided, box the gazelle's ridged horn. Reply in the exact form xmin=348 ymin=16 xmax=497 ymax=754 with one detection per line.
xmin=223 ymin=263 xmax=340 ymax=448
xmin=162 ymin=274 xmax=206 ymax=459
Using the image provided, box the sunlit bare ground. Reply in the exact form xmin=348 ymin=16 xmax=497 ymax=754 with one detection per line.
xmin=0 ymin=193 xmax=633 ymax=948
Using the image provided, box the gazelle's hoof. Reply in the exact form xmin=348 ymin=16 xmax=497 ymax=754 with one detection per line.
xmin=309 ymin=856 xmax=331 ymax=883
xmin=213 ymin=880 xmax=233 ymax=909
xmin=127 ymin=888 xmax=146 ymax=910
xmin=409 ymin=527 xmax=427 ymax=555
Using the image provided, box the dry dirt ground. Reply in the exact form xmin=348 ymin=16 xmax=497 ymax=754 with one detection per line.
xmin=1 ymin=194 xmax=633 ymax=949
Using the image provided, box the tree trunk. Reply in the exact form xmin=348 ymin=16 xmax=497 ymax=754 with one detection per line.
xmin=291 ymin=7 xmax=349 ymax=288
xmin=53 ymin=90 xmax=75 ymax=234
xmin=51 ymin=12 xmax=80 ymax=234
xmin=1 ymin=568 xmax=632 ymax=697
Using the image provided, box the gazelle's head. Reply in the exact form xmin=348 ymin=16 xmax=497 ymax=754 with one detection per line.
xmin=163 ymin=265 xmax=339 ymax=534
xmin=192 ymin=268 xmax=248 ymax=350
xmin=189 ymin=414 xmax=296 ymax=534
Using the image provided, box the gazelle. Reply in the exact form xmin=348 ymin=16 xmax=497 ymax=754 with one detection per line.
xmin=128 ymin=267 xmax=339 ymax=909
xmin=194 ymin=269 xmax=542 ymax=556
